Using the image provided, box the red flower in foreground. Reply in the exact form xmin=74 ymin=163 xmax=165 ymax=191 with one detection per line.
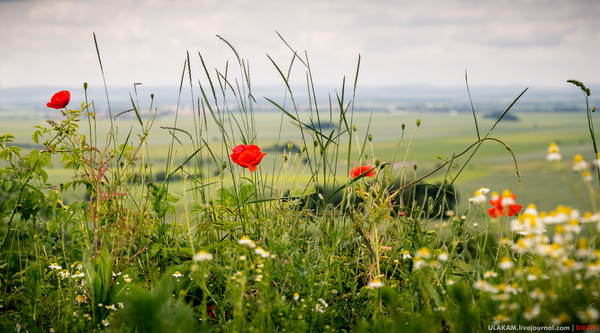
xmin=47 ymin=90 xmax=70 ymax=109
xmin=208 ymin=305 xmax=216 ymax=319
xmin=350 ymin=166 xmax=375 ymax=179
xmin=487 ymin=190 xmax=522 ymax=218
xmin=230 ymin=144 xmax=267 ymax=172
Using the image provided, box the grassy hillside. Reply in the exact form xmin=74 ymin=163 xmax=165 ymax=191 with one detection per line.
xmin=2 ymin=110 xmax=596 ymax=214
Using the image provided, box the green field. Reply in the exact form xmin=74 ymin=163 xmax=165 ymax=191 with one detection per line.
xmin=3 ymin=100 xmax=600 ymax=332
xmin=2 ymin=109 xmax=597 ymax=214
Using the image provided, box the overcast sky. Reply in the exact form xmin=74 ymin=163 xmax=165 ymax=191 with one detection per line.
xmin=1 ymin=0 xmax=599 ymax=90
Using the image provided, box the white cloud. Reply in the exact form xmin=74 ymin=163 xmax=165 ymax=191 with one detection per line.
xmin=0 ymin=0 xmax=599 ymax=88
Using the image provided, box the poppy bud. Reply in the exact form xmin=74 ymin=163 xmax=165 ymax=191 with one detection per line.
xmin=352 ymin=125 xmax=357 ymax=132
xmin=416 ymin=119 xmax=421 ymax=126
xmin=402 ymin=124 xmax=405 ymax=130
xmin=83 ymin=82 xmax=88 ymax=89
xmin=348 ymin=192 xmax=356 ymax=206
xmin=288 ymin=143 xmax=293 ymax=151
xmin=413 ymin=165 xmax=417 ymax=170
xmin=375 ymin=159 xmax=380 ymax=167
xmin=300 ymin=146 xmax=306 ymax=154
xmin=368 ymin=134 xmax=372 ymax=142
xmin=222 ymin=162 xmax=227 ymax=169
xmin=314 ymin=140 xmax=318 ymax=147
xmin=151 ymin=94 xmax=154 ymax=99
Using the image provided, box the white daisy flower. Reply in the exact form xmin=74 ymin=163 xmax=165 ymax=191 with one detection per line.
xmin=546 ymin=143 xmax=562 ymax=161
xmin=105 ymin=304 xmax=118 ymax=311
xmin=578 ymin=307 xmax=600 ymax=323
xmin=469 ymin=187 xmax=489 ymax=205
xmin=238 ymin=236 xmax=256 ymax=248
xmin=194 ymin=250 xmax=214 ymax=262
xmin=58 ymin=269 xmax=70 ymax=278
xmin=499 ymin=257 xmax=514 ymax=270
xmin=49 ymin=263 xmax=61 ymax=270
xmin=402 ymin=250 xmax=412 ymax=259
xmin=71 ymin=270 xmax=85 ymax=278
xmin=483 ymin=270 xmax=498 ymax=278
xmin=368 ymin=278 xmax=384 ymax=288
xmin=573 ymin=154 xmax=589 ymax=171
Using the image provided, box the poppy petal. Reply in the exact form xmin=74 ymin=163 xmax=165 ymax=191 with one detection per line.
xmin=507 ymin=204 xmax=522 ymax=216
xmin=488 ymin=207 xmax=500 ymax=218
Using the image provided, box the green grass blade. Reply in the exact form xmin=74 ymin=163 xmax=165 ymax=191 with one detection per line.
xmin=129 ymin=93 xmax=144 ymax=128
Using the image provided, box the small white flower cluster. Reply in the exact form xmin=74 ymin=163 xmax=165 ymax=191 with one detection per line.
xmin=407 ymin=247 xmax=448 ymax=271
xmin=49 ymin=262 xmax=86 ymax=279
xmin=254 ymin=247 xmax=271 ymax=259
xmin=510 ymin=212 xmax=546 ymax=236
xmin=238 ymin=236 xmax=256 ymax=248
xmin=314 ymin=298 xmax=328 ymax=313
xmin=238 ymin=236 xmax=275 ymax=259
xmin=548 ymin=143 xmax=600 ymax=182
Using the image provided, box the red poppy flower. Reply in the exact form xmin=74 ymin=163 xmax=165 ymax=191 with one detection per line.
xmin=208 ymin=305 xmax=216 ymax=319
xmin=47 ymin=90 xmax=70 ymax=109
xmin=230 ymin=144 xmax=267 ymax=172
xmin=487 ymin=190 xmax=522 ymax=218
xmin=350 ymin=166 xmax=375 ymax=179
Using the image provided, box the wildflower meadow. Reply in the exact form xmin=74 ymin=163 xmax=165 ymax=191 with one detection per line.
xmin=2 ymin=37 xmax=600 ymax=332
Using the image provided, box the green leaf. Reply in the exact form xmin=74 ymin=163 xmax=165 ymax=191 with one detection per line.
xmin=9 ymin=146 xmax=21 ymax=158
xmin=32 ymin=130 xmax=40 ymax=144
xmin=238 ymin=184 xmax=255 ymax=203
xmin=47 ymin=219 xmax=58 ymax=235
xmin=214 ymin=187 xmax=232 ymax=206
xmin=149 ymin=243 xmax=161 ymax=258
